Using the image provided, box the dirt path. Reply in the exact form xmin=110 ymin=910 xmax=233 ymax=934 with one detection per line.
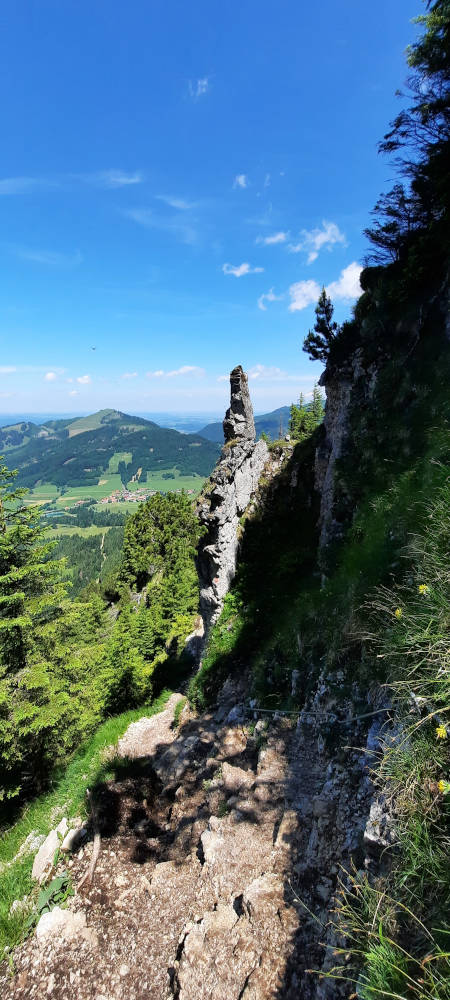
xmin=0 ymin=682 xmax=374 ymax=1000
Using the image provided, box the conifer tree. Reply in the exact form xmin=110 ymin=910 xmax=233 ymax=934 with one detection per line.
xmin=310 ymin=382 xmax=325 ymax=425
xmin=0 ymin=460 xmax=64 ymax=673
xmin=302 ymin=288 xmax=339 ymax=362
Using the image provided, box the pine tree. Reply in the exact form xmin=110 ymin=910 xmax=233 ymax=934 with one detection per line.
xmin=302 ymin=289 xmax=339 ymax=362
xmin=310 ymin=382 xmax=325 ymax=425
xmin=0 ymin=460 xmax=64 ymax=674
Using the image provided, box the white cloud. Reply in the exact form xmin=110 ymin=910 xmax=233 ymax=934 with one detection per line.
xmin=155 ymin=195 xmax=194 ymax=211
xmin=0 ymin=177 xmax=45 ymax=195
xmin=124 ymin=208 xmax=197 ymax=246
xmin=288 ymin=220 xmax=346 ymax=263
xmin=76 ymin=374 xmax=91 ymax=385
xmin=121 ymin=371 xmax=138 ymax=379
xmin=167 ymin=365 xmax=205 ymax=377
xmin=248 ymin=364 xmax=313 ymax=383
xmin=288 ymin=279 xmax=321 ymax=312
xmin=188 ymin=77 xmax=210 ymax=99
xmin=69 ymin=390 xmax=79 ymax=396
xmin=257 ymin=288 xmax=284 ymax=311
xmin=95 ymin=170 xmax=143 ymax=188
xmin=287 ymin=262 xmax=362 ymax=313
xmin=326 ymin=261 xmax=362 ymax=300
xmin=0 ymin=366 xmax=17 ymax=374
xmin=217 ymin=374 xmax=229 ymax=382
xmin=44 ymin=371 xmax=57 ymax=381
xmin=233 ymin=174 xmax=248 ymax=189
xmin=222 ymin=262 xmax=264 ymax=278
xmin=13 ymin=247 xmax=83 ymax=268
xmin=146 ymin=366 xmax=205 ymax=378
xmin=264 ymin=173 xmax=271 ymax=188
xmin=256 ymin=231 xmax=288 ymax=246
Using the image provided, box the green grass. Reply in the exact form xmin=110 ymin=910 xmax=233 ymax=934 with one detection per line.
xmin=107 ymin=451 xmax=132 ymax=473
xmin=172 ymin=696 xmax=187 ymax=728
xmin=44 ymin=525 xmax=111 ymax=539
xmin=0 ymin=690 xmax=173 ymax=956
xmin=143 ymin=469 xmax=205 ymax=493
xmin=23 ymin=470 xmax=205 ymax=512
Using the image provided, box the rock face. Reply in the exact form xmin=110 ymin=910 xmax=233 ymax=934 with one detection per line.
xmin=223 ymin=365 xmax=256 ymax=442
xmin=197 ymin=366 xmax=268 ymax=642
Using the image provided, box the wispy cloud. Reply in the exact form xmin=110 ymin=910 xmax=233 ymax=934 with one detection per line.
xmin=44 ymin=371 xmax=57 ymax=382
xmin=288 ymin=262 xmax=362 ymax=312
xmin=147 ymin=366 xmax=205 ymax=378
xmin=155 ymin=195 xmax=194 ymax=211
xmin=249 ymin=364 xmax=314 ymax=384
xmin=288 ymin=220 xmax=346 ymax=263
xmin=121 ymin=371 xmax=138 ymax=379
xmin=188 ymin=77 xmax=210 ymax=99
xmin=326 ymin=261 xmax=362 ymax=300
xmin=124 ymin=208 xmax=198 ymax=245
xmin=76 ymin=374 xmax=91 ymax=384
xmin=0 ymin=176 xmax=53 ymax=196
xmin=12 ymin=247 xmax=83 ymax=268
xmin=257 ymin=288 xmax=284 ymax=311
xmin=256 ymin=231 xmax=288 ymax=246
xmin=69 ymin=390 xmax=79 ymax=397
xmin=92 ymin=169 xmax=143 ymax=188
xmin=233 ymin=174 xmax=248 ymax=190
xmin=0 ymin=170 xmax=143 ymax=196
xmin=264 ymin=173 xmax=271 ymax=188
xmin=0 ymin=366 xmax=17 ymax=374
xmin=222 ymin=262 xmax=264 ymax=278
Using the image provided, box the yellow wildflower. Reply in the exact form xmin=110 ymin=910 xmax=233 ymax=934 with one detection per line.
xmin=394 ymin=608 xmax=403 ymax=619
xmin=418 ymin=584 xmax=430 ymax=596
xmin=436 ymin=725 xmax=447 ymax=740
xmin=438 ymin=779 xmax=450 ymax=795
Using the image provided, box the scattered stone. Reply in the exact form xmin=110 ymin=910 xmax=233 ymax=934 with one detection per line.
xmin=119 ymin=964 xmax=129 ymax=977
xmin=32 ymin=829 xmax=59 ymax=883
xmin=221 ymin=761 xmax=255 ymax=794
xmin=35 ymin=906 xmax=87 ymax=943
xmin=61 ymin=826 xmax=87 ymax=853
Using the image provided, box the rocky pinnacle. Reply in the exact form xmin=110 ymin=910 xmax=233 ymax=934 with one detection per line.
xmin=196 ymin=366 xmax=268 ymax=649
xmin=223 ymin=365 xmax=256 ymax=443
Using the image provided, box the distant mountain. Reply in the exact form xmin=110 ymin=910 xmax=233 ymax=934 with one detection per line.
xmin=2 ymin=409 xmax=220 ymax=490
xmin=199 ymin=406 xmax=291 ymax=443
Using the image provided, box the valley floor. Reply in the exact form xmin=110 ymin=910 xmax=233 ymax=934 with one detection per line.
xmin=1 ymin=678 xmax=376 ymax=999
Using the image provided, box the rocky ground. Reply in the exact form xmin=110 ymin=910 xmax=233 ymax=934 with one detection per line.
xmin=0 ymin=680 xmax=379 ymax=1000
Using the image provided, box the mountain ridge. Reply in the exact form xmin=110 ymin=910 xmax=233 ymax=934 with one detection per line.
xmin=1 ymin=409 xmax=220 ymax=490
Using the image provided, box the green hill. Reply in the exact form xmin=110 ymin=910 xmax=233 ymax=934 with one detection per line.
xmin=2 ymin=409 xmax=220 ymax=492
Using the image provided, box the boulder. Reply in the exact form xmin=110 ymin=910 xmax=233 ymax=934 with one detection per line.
xmin=60 ymin=826 xmax=87 ymax=853
xmin=35 ymin=906 xmax=87 ymax=942
xmin=222 ymin=762 xmax=255 ymax=794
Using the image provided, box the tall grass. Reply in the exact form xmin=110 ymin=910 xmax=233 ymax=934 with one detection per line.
xmin=323 ymin=479 xmax=450 ymax=998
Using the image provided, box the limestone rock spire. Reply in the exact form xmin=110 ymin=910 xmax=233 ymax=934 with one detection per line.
xmin=223 ymin=365 xmax=256 ymax=443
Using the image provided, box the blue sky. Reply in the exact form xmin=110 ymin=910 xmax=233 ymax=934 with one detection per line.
xmin=0 ymin=0 xmax=422 ymax=416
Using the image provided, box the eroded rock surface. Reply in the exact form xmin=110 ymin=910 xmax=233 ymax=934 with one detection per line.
xmin=1 ymin=678 xmax=379 ymax=1000
xmin=197 ymin=366 xmax=268 ymax=640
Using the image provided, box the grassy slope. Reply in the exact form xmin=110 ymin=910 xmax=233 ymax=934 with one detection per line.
xmin=191 ymin=322 xmax=450 ymax=995
xmin=0 ymin=691 xmax=172 ymax=954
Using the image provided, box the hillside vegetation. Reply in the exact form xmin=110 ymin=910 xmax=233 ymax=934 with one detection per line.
xmin=1 ymin=408 xmax=219 ymax=490
xmin=191 ymin=4 xmax=450 ymax=997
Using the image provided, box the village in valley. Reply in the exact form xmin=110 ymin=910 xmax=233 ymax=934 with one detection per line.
xmin=98 ymin=485 xmax=195 ymax=504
